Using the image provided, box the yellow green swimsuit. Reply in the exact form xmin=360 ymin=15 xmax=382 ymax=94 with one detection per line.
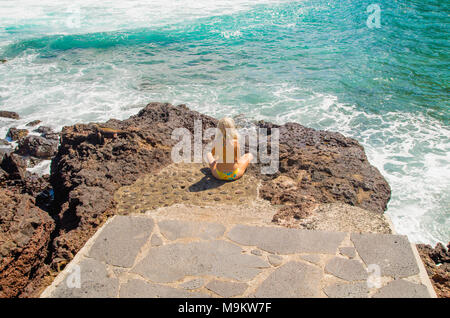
xmin=215 ymin=168 xmax=239 ymax=181
xmin=213 ymin=139 xmax=239 ymax=181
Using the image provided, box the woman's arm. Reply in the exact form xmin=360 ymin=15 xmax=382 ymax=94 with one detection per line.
xmin=207 ymin=150 xmax=216 ymax=167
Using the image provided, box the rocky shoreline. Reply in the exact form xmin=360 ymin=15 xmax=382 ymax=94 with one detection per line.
xmin=416 ymin=243 xmax=450 ymax=298
xmin=0 ymin=103 xmax=448 ymax=298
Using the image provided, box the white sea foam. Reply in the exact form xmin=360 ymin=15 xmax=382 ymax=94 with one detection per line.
xmin=124 ymin=82 xmax=449 ymax=245
xmin=0 ymin=0 xmax=290 ymax=39
xmin=1 ymin=57 xmax=448 ymax=246
xmin=0 ymin=0 xmax=448 ymax=245
xmin=27 ymin=159 xmax=51 ymax=176
xmin=268 ymin=86 xmax=449 ymax=245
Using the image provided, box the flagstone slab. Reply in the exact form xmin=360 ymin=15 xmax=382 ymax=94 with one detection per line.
xmin=252 ymin=261 xmax=323 ymax=298
xmin=132 ymin=240 xmax=270 ymax=283
xmin=323 ymin=282 xmax=369 ymax=298
xmin=372 ymin=280 xmax=430 ymax=298
xmin=41 ymin=215 xmax=435 ymax=298
xmin=227 ymin=224 xmax=346 ymax=254
xmin=50 ymin=258 xmax=119 ymax=298
xmin=206 ymin=280 xmax=248 ymax=297
xmin=325 ymin=257 xmax=368 ymax=281
xmin=158 ymin=219 xmax=226 ymax=241
xmin=251 ymin=249 xmax=263 ymax=256
xmin=150 ymin=234 xmax=163 ymax=247
xmin=351 ymin=233 xmax=419 ymax=278
xmin=267 ymin=254 xmax=283 ymax=267
xmin=180 ymin=278 xmax=205 ymax=290
xmin=119 ymin=279 xmax=209 ymax=298
xmin=339 ymin=247 xmax=356 ymax=259
xmin=88 ymin=215 xmax=154 ymax=268
xmin=300 ymin=254 xmax=322 ymax=265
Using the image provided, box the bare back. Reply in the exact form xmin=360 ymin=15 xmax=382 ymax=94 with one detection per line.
xmin=212 ymin=139 xmax=240 ymax=172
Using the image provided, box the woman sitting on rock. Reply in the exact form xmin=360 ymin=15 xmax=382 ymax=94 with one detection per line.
xmin=207 ymin=117 xmax=253 ymax=181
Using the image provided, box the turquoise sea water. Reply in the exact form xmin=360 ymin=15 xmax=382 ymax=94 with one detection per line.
xmin=0 ymin=0 xmax=448 ymax=244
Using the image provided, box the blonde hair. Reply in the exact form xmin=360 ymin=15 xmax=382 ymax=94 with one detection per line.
xmin=217 ymin=117 xmax=238 ymax=142
xmin=213 ymin=117 xmax=240 ymax=163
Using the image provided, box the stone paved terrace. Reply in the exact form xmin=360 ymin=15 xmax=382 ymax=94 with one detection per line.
xmin=41 ymin=211 xmax=436 ymax=298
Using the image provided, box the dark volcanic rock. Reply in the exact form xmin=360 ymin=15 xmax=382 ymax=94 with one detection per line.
xmin=258 ymin=122 xmax=391 ymax=224
xmin=6 ymin=128 xmax=28 ymax=141
xmin=22 ymin=173 xmax=53 ymax=200
xmin=50 ymin=102 xmax=217 ymax=265
xmin=0 ymin=152 xmax=55 ymax=298
xmin=0 ymin=152 xmax=52 ymax=200
xmin=0 ymin=168 xmax=7 ymax=183
xmin=3 ymin=102 xmax=390 ymax=298
xmin=0 ymin=147 xmax=13 ymax=162
xmin=417 ymin=243 xmax=450 ymax=298
xmin=0 ymin=111 xmax=19 ymax=119
xmin=1 ymin=153 xmax=27 ymax=181
xmin=0 ymin=188 xmax=55 ymax=298
xmin=42 ymin=133 xmax=60 ymax=141
xmin=24 ymin=156 xmax=44 ymax=169
xmin=35 ymin=126 xmax=53 ymax=135
xmin=33 ymin=126 xmax=60 ymax=141
xmin=16 ymin=135 xmax=58 ymax=159
xmin=49 ymin=102 xmax=390 ymax=265
xmin=26 ymin=120 xmax=42 ymax=127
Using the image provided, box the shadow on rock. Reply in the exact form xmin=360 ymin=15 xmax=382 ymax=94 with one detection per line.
xmin=188 ymin=167 xmax=227 ymax=192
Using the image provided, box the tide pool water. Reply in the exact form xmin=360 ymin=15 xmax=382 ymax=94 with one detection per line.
xmin=0 ymin=0 xmax=448 ymax=245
